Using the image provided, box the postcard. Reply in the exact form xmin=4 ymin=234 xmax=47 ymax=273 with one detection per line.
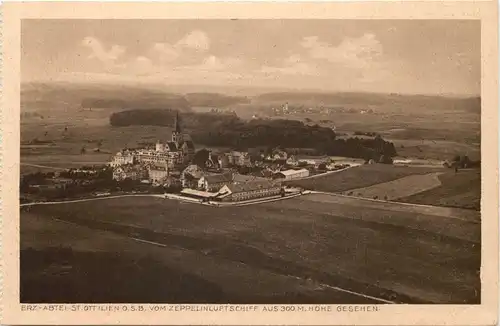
xmin=1 ymin=1 xmax=498 ymax=325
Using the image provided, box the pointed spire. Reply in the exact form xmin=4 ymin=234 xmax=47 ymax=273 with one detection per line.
xmin=174 ymin=111 xmax=181 ymax=133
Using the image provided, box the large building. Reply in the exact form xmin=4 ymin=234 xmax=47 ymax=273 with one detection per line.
xmin=110 ymin=150 xmax=136 ymax=167
xmin=217 ymin=180 xmax=283 ymax=202
xmin=110 ymin=112 xmax=195 ymax=171
xmin=148 ymin=164 xmax=169 ymax=185
xmin=154 ymin=112 xmax=195 ymax=166
xmin=273 ymin=168 xmax=310 ymax=181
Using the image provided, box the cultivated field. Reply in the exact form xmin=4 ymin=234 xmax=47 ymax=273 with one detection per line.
xmin=287 ymin=164 xmax=443 ymax=193
xmin=400 ymin=169 xmax=481 ymax=210
xmin=21 ymin=194 xmax=480 ymax=304
xmin=343 ymin=172 xmax=444 ymax=200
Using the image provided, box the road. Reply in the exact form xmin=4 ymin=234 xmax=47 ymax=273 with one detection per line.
xmin=22 ymin=187 xmax=476 ymax=221
xmin=21 ymin=163 xmax=68 ymax=170
xmin=21 ymin=194 xmax=165 ymax=207
xmin=21 ymin=162 xmax=109 ymax=170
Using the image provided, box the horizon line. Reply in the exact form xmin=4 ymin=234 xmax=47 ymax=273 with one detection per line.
xmin=21 ymin=79 xmax=481 ymax=99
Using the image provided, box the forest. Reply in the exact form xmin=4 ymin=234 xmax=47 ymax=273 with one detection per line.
xmin=109 ymin=109 xmax=397 ymax=160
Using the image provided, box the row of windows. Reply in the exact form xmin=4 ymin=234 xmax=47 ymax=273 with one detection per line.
xmin=231 ymin=189 xmax=281 ymax=201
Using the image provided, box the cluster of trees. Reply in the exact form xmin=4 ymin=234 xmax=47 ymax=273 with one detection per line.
xmin=192 ymin=119 xmax=337 ymax=149
xmin=327 ymin=135 xmax=397 ymax=162
xmin=192 ymin=121 xmax=396 ymax=161
xmin=20 ymin=168 xmax=116 ymax=198
xmin=58 ymin=166 xmax=112 ymax=179
xmin=445 ymin=155 xmax=480 ymax=169
xmin=20 ymin=166 xmax=178 ymax=201
xmin=354 ymin=131 xmax=378 ymax=137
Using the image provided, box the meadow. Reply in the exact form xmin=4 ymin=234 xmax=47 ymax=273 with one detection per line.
xmin=21 ymin=194 xmax=480 ymax=304
xmin=287 ymin=164 xmax=443 ymax=193
xmin=343 ymin=172 xmax=444 ymax=200
xmin=399 ymin=169 xmax=481 ymax=210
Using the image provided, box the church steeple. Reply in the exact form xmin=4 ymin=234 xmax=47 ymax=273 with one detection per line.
xmin=172 ymin=111 xmax=183 ymax=144
xmin=174 ymin=111 xmax=181 ymax=133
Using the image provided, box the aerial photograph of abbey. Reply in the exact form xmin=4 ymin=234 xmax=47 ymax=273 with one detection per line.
xmin=20 ymin=19 xmax=480 ymax=305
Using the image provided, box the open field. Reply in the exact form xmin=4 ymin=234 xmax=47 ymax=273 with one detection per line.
xmin=21 ymin=212 xmax=392 ymax=304
xmin=21 ymin=194 xmax=480 ymax=304
xmin=287 ymin=164 xmax=443 ymax=193
xmin=343 ymin=172 xmax=444 ymax=200
xmin=399 ymin=169 xmax=481 ymax=210
xmin=389 ymin=139 xmax=480 ymax=162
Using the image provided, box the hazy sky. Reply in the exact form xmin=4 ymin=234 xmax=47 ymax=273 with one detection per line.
xmin=22 ymin=19 xmax=480 ymax=95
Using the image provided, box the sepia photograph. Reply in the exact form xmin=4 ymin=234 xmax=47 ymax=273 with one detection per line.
xmin=1 ymin=1 xmax=498 ymax=325
xmin=19 ymin=18 xmax=482 ymax=304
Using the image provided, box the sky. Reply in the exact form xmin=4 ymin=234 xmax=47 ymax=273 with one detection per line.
xmin=21 ymin=19 xmax=480 ymax=95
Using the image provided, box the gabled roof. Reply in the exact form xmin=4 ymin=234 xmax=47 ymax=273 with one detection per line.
xmin=276 ymin=169 xmax=309 ymax=176
xmin=233 ymin=174 xmax=268 ymax=183
xmin=225 ymin=180 xmax=281 ymax=193
xmin=165 ymin=142 xmax=178 ymax=151
xmin=182 ymin=164 xmax=204 ymax=178
xmin=181 ymin=188 xmax=218 ymax=198
xmin=203 ymin=172 xmax=233 ymax=184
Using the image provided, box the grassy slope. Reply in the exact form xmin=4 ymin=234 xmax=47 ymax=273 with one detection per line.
xmin=287 ymin=164 xmax=442 ymax=193
xmin=399 ymin=169 xmax=481 ymax=210
xmin=342 ymin=172 xmax=443 ymax=200
xmin=22 ymin=195 xmax=480 ymax=304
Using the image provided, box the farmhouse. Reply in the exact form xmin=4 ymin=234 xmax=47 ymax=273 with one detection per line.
xmin=273 ymin=168 xmax=310 ymax=181
xmin=216 ymin=180 xmax=283 ymax=202
xmin=181 ymin=164 xmax=205 ymax=188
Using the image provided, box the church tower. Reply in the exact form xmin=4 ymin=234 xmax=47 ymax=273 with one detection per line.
xmin=172 ymin=111 xmax=183 ymax=145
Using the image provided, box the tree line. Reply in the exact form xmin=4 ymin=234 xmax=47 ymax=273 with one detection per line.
xmin=109 ymin=109 xmax=397 ymax=161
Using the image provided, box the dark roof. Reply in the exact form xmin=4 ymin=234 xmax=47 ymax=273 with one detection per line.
xmin=226 ymin=180 xmax=281 ymax=193
xmin=233 ymin=174 xmax=268 ymax=183
xmin=165 ymin=142 xmax=178 ymax=151
xmin=203 ymin=172 xmax=233 ymax=184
